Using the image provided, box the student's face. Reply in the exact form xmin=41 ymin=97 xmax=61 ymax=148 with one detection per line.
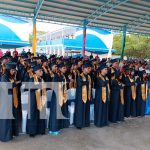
xmin=52 ymin=65 xmax=57 ymax=72
xmin=60 ymin=67 xmax=67 ymax=74
xmin=78 ymin=61 xmax=82 ymax=67
xmin=35 ymin=69 xmax=43 ymax=77
xmin=37 ymin=59 xmax=41 ymax=64
xmin=101 ymin=68 xmax=108 ymax=75
xmin=113 ymin=62 xmax=119 ymax=69
xmin=143 ymin=73 xmax=147 ymax=78
xmin=84 ymin=67 xmax=91 ymax=74
xmin=119 ymin=75 xmax=122 ymax=80
xmin=10 ymin=69 xmax=16 ymax=76
xmin=88 ymin=67 xmax=92 ymax=73
xmin=131 ymin=71 xmax=134 ymax=76
xmin=74 ymin=65 xmax=78 ymax=70
xmin=2 ymin=58 xmax=8 ymax=64
xmin=43 ymin=62 xmax=47 ymax=66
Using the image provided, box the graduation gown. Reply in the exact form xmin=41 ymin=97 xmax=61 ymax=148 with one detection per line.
xmin=109 ymin=79 xmax=120 ymax=123
xmin=17 ymin=63 xmax=27 ymax=82
xmin=145 ymin=81 xmax=150 ymax=115
xmin=49 ymin=73 xmax=69 ymax=132
xmin=108 ymin=67 xmax=120 ymax=86
xmin=0 ymin=74 xmax=19 ymax=142
xmin=74 ymin=73 xmax=91 ymax=128
xmin=136 ymin=78 xmax=147 ymax=117
xmin=94 ymin=74 xmax=109 ymax=127
xmin=123 ymin=76 xmax=136 ymax=117
xmin=42 ymin=66 xmax=51 ymax=82
xmin=26 ymin=77 xmax=46 ymax=136
xmin=68 ymin=70 xmax=79 ymax=89
xmin=117 ymin=84 xmax=125 ymax=122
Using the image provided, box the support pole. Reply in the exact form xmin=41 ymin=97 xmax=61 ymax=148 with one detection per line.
xmin=32 ymin=20 xmax=37 ymax=56
xmin=82 ymin=20 xmax=87 ymax=57
xmin=121 ymin=25 xmax=127 ymax=59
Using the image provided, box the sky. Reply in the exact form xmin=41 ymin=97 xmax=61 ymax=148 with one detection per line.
xmin=29 ymin=21 xmax=67 ymax=33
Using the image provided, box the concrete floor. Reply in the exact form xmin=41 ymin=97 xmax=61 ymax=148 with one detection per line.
xmin=0 ymin=116 xmax=150 ymax=150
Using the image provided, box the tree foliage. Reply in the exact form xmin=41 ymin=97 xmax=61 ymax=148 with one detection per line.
xmin=29 ymin=31 xmax=46 ymax=46
xmin=112 ymin=34 xmax=150 ymax=59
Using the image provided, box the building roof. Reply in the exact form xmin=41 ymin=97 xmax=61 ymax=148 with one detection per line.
xmin=0 ymin=0 xmax=149 ymax=35
xmin=0 ymin=14 xmax=29 ymax=48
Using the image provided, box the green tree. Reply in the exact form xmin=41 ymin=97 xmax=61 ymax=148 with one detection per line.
xmin=112 ymin=34 xmax=150 ymax=58
xmin=29 ymin=31 xmax=46 ymax=46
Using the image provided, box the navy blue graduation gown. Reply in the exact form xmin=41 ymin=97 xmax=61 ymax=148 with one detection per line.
xmin=42 ymin=67 xmax=51 ymax=82
xmin=117 ymin=85 xmax=124 ymax=122
xmin=74 ymin=74 xmax=91 ymax=128
xmin=123 ymin=76 xmax=136 ymax=117
xmin=94 ymin=75 xmax=109 ymax=127
xmin=49 ymin=73 xmax=69 ymax=132
xmin=136 ymin=78 xmax=147 ymax=117
xmin=26 ymin=77 xmax=46 ymax=136
xmin=145 ymin=80 xmax=150 ymax=115
xmin=109 ymin=79 xmax=120 ymax=123
xmin=0 ymin=74 xmax=19 ymax=142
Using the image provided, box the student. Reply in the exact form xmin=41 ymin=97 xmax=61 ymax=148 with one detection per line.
xmin=49 ymin=63 xmax=69 ymax=135
xmin=145 ymin=77 xmax=150 ymax=115
xmin=0 ymin=62 xmax=19 ymax=142
xmin=94 ymin=63 xmax=109 ymax=127
xmin=26 ymin=64 xmax=46 ymax=137
xmin=74 ymin=62 xmax=92 ymax=129
xmin=136 ymin=70 xmax=148 ymax=117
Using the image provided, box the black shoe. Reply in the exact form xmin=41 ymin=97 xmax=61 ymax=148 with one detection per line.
xmin=77 ymin=127 xmax=82 ymax=130
xmin=30 ymin=134 xmax=35 ymax=138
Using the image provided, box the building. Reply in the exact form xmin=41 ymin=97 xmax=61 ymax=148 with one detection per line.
xmin=37 ymin=27 xmax=116 ymax=56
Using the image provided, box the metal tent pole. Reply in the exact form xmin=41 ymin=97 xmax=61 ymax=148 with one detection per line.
xmin=82 ymin=20 xmax=87 ymax=57
xmin=32 ymin=20 xmax=37 ymax=56
xmin=121 ymin=25 xmax=127 ymax=59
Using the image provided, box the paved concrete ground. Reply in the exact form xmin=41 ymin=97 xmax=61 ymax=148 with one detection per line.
xmin=0 ymin=116 xmax=150 ymax=150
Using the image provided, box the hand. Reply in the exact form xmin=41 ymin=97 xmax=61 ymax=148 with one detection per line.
xmin=16 ymin=81 xmax=21 ymax=84
xmin=70 ymin=79 xmax=74 ymax=82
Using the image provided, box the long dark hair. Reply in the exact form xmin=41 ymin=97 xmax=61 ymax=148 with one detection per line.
xmin=5 ymin=69 xmax=15 ymax=80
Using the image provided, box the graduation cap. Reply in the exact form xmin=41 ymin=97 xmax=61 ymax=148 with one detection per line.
xmin=41 ymin=57 xmax=48 ymax=63
xmin=83 ymin=62 xmax=92 ymax=68
xmin=101 ymin=58 xmax=107 ymax=63
xmin=110 ymin=59 xmax=119 ymax=64
xmin=50 ymin=62 xmax=57 ymax=68
xmin=32 ymin=64 xmax=42 ymax=72
xmin=5 ymin=52 xmax=11 ymax=58
xmin=32 ymin=57 xmax=38 ymax=60
xmin=0 ymin=53 xmax=11 ymax=61
xmin=78 ymin=58 xmax=82 ymax=62
xmin=6 ymin=62 xmax=17 ymax=69
xmin=11 ymin=57 xmax=18 ymax=63
xmin=58 ymin=63 xmax=66 ymax=68
xmin=123 ymin=65 xmax=130 ymax=73
xmin=74 ymin=61 xmax=78 ymax=66
xmin=99 ymin=63 xmax=108 ymax=70
xmin=37 ymin=56 xmax=42 ymax=60
xmin=24 ymin=59 xmax=31 ymax=64
xmin=65 ymin=61 xmax=72 ymax=67
xmin=49 ymin=55 xmax=56 ymax=59
xmin=138 ymin=70 xmax=146 ymax=77
xmin=30 ymin=61 xmax=37 ymax=67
